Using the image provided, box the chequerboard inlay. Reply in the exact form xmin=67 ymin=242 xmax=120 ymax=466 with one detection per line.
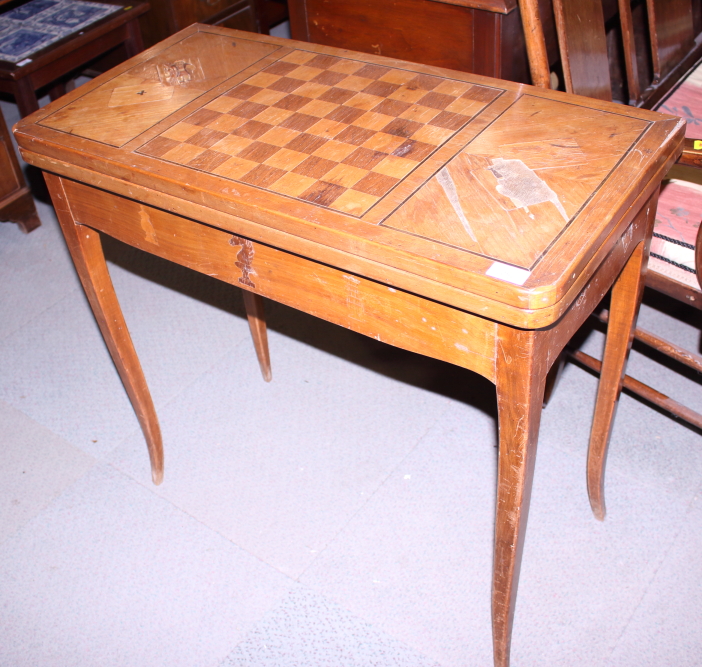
xmin=138 ymin=50 xmax=499 ymax=216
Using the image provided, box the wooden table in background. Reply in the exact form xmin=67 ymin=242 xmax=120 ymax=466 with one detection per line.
xmin=13 ymin=26 xmax=684 ymax=667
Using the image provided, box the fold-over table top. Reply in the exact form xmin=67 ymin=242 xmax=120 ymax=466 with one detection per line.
xmin=14 ymin=25 xmax=685 ymax=325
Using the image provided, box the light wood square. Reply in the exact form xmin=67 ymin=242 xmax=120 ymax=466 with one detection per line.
xmin=411 ymin=123 xmax=454 ymax=145
xmin=161 ymin=122 xmax=201 ymax=142
xmin=361 ymin=132 xmax=407 ymax=153
xmin=210 ymin=134 xmax=253 ymax=156
xmin=259 ymin=126 xmax=301 ymax=147
xmin=291 ymin=65 xmax=326 ymax=81
xmin=388 ymin=87 xmax=427 ymax=104
xmin=264 ymin=147 xmax=310 ymax=170
xmin=300 ymin=99 xmax=339 ymax=118
xmin=345 ymin=93 xmax=383 ymax=111
xmin=372 ymin=154 xmax=416 ymax=179
xmin=328 ymin=59 xmax=365 ymax=75
xmin=282 ymin=50 xmax=317 ymax=65
xmin=379 ymin=69 xmax=417 ymax=86
xmin=400 ymin=105 xmax=440 ymax=124
xmin=249 ymin=88 xmax=288 ymax=106
xmin=329 ymin=188 xmax=379 ymax=215
xmin=212 ymin=155 xmax=259 ymax=179
xmin=446 ymin=96 xmax=484 ymax=116
xmin=336 ymin=75 xmax=373 ymax=92
xmin=322 ymin=163 xmax=368 ymax=188
xmin=268 ymin=171 xmax=317 ymax=196
xmin=294 ymin=81 xmax=329 ymax=99
xmin=354 ymin=112 xmax=394 ymax=131
xmin=255 ymin=106 xmax=296 ymax=125
xmin=205 ymin=97 xmax=239 ymax=113
xmin=312 ymin=139 xmax=358 ymax=161
xmin=433 ymin=79 xmax=472 ymax=97
xmin=207 ymin=114 xmax=249 ymax=133
xmin=245 ymin=72 xmax=280 ymax=88
xmin=307 ymin=118 xmax=347 ymax=139
xmin=161 ymin=142 xmax=205 ymax=164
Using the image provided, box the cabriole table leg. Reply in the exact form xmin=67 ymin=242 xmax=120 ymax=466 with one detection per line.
xmin=46 ymin=173 xmax=164 ymax=484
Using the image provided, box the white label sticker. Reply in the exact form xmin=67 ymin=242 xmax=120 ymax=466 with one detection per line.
xmin=486 ymin=262 xmax=531 ymax=285
xmin=16 ymin=58 xmax=33 ymax=67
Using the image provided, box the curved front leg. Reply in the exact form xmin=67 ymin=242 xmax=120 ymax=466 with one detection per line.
xmin=46 ymin=173 xmax=164 ymax=484
xmin=493 ymin=327 xmax=547 ymax=667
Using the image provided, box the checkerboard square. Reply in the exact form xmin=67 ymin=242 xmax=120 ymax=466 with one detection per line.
xmin=312 ymin=139 xmax=358 ymax=162
xmin=307 ymin=118 xmax=347 ymax=139
xmin=229 ymin=101 xmax=268 ymax=119
xmin=232 ymin=120 xmax=275 ymax=140
xmin=253 ymin=106 xmax=295 ymax=126
xmin=293 ymin=81 xmax=329 ymax=99
xmin=258 ymin=126 xmax=301 ymax=147
xmin=209 ymin=115 xmax=249 ymax=133
xmin=408 ymin=74 xmax=444 ymax=90
xmin=210 ymin=134 xmax=253 ymax=155
xmin=281 ymin=50 xmax=317 ymax=65
xmin=336 ymin=75 xmax=374 ymax=92
xmin=329 ymin=188 xmax=379 ymax=215
xmin=388 ymin=86 xmax=429 ymax=104
xmin=323 ymin=162 xmax=368 ymax=188
xmin=269 ymin=76 xmax=306 ymax=93
xmin=269 ymin=171 xmax=317 ymax=197
xmin=335 ymin=124 xmax=376 ymax=146
xmin=141 ymin=136 xmax=180 ymax=158
xmin=281 ymin=113 xmax=320 ymax=132
xmin=411 ymin=123 xmax=454 ymax=144
xmin=464 ymin=85 xmax=500 ymax=102
xmin=434 ymin=79 xmax=473 ymax=97
xmin=343 ymin=147 xmax=387 ymax=170
xmin=226 ymin=83 xmax=263 ymax=100
xmin=417 ymin=91 xmax=456 ymax=111
xmin=293 ymin=155 xmax=337 ymax=179
xmin=312 ymin=69 xmax=348 ymax=86
xmin=285 ymin=132 xmax=329 ymax=154
xmin=317 ymin=86 xmax=356 ymax=105
xmin=372 ymin=98 xmax=412 ymax=118
xmin=161 ymin=123 xmax=203 ymax=142
xmin=205 ymin=97 xmax=240 ymax=113
xmin=264 ymin=148 xmax=310 ymax=171
xmin=306 ymin=54 xmax=342 ymax=69
xmin=213 ymin=156 xmax=259 ymax=180
xmin=361 ymin=132 xmax=407 ymax=153
xmin=187 ymin=108 xmax=223 ymax=127
xmin=249 ymin=88 xmax=288 ymax=106
xmin=363 ymin=80 xmax=400 ymax=98
xmin=237 ymin=141 xmax=281 ymax=163
xmin=353 ymin=111 xmax=395 ymax=131
xmin=429 ymin=110 xmax=471 ymax=131
xmin=346 ymin=93 xmax=385 ymax=112
xmin=188 ymin=149 xmax=231 ymax=171
xmin=241 ymin=164 xmax=287 ymax=188
xmin=355 ymin=64 xmax=391 ymax=80
xmin=300 ymin=181 xmax=347 ymax=206
xmin=372 ymin=154 xmax=416 ymax=179
xmin=289 ymin=65 xmax=327 ymax=81
xmin=273 ymin=94 xmax=311 ymax=111
xmin=381 ymin=117 xmax=422 ymax=139
xmin=264 ymin=61 xmax=298 ymax=76
xmin=299 ymin=99 xmax=339 ymax=118
xmin=352 ymin=171 xmax=399 ymax=196
xmin=326 ymin=105 xmax=366 ymax=124
xmin=328 ymin=59 xmax=366 ymax=75
xmin=400 ymin=105 xmax=441 ymax=124
xmin=186 ymin=128 xmax=229 ymax=148
xmin=161 ymin=142 xmax=205 ymax=164
xmin=392 ymin=139 xmax=435 ymax=161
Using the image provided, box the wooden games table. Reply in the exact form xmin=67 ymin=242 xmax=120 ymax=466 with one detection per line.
xmin=13 ymin=26 xmax=684 ymax=667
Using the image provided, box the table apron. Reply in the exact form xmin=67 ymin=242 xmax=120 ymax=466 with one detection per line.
xmin=61 ymin=177 xmax=499 ymax=383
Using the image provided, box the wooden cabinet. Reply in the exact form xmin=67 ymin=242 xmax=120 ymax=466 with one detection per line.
xmin=287 ymin=0 xmax=558 ymax=84
xmin=139 ymin=0 xmax=265 ymax=48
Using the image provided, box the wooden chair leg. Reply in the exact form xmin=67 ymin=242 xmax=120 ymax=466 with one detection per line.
xmin=587 ymin=238 xmax=650 ymax=520
xmin=493 ymin=327 xmax=547 ymax=667
xmin=45 ymin=173 xmax=164 ymax=484
xmin=1 ymin=188 xmax=41 ymax=233
xmin=242 ymin=290 xmax=272 ymax=382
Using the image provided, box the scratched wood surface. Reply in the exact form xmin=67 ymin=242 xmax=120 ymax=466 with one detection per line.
xmin=15 ymin=25 xmax=684 ymax=320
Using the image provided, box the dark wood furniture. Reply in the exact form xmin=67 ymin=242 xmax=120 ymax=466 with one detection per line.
xmin=14 ymin=25 xmax=683 ymax=667
xmin=287 ymin=0 xmax=546 ymax=84
xmin=0 ymin=1 xmax=149 ymax=117
xmin=519 ymin=0 xmax=702 ymax=518
xmin=0 ymin=105 xmax=39 ymax=232
xmin=140 ymin=0 xmax=272 ymax=47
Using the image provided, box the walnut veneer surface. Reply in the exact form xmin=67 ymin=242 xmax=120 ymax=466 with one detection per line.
xmin=13 ymin=26 xmax=684 ymax=667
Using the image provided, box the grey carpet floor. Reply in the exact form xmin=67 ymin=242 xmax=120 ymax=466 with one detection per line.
xmin=1 ymin=26 xmax=701 ymax=666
